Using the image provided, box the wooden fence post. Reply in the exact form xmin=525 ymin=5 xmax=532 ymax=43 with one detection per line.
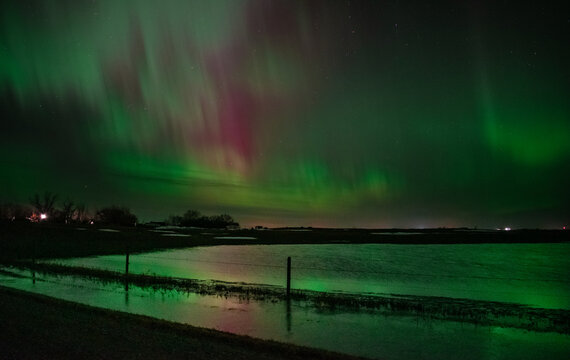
xmin=125 ymin=249 xmax=130 ymax=292
xmin=286 ymin=256 xmax=291 ymax=297
xmin=32 ymin=259 xmax=36 ymax=285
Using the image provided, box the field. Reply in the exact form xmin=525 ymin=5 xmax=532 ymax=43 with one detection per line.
xmin=2 ymin=222 xmax=568 ymax=262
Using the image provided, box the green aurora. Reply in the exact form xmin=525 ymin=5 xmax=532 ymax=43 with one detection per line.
xmin=1 ymin=1 xmax=569 ymax=227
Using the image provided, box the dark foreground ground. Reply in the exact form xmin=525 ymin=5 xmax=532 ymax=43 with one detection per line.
xmin=0 ymin=286 xmax=365 ymax=360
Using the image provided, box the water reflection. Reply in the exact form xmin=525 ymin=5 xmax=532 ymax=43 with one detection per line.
xmin=46 ymin=243 xmax=570 ymax=309
xmin=1 ymin=270 xmax=569 ymax=360
xmin=286 ymin=298 xmax=292 ymax=333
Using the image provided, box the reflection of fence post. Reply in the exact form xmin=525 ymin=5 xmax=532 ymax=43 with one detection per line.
xmin=286 ymin=297 xmax=292 ymax=333
xmin=32 ymin=235 xmax=36 ymax=284
xmin=286 ymin=256 xmax=291 ymax=297
xmin=125 ymin=248 xmax=130 ymax=292
xmin=32 ymin=258 xmax=36 ymax=285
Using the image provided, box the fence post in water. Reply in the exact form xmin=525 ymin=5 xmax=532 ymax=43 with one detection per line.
xmin=125 ymin=248 xmax=130 ymax=292
xmin=286 ymin=256 xmax=291 ymax=297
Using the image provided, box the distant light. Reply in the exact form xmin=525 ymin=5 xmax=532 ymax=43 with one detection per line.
xmin=564 ymin=226 xmax=567 ymax=230
xmin=40 ymin=213 xmax=47 ymax=220
xmin=504 ymin=227 xmax=511 ymax=231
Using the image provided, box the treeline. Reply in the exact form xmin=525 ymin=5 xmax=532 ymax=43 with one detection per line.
xmin=1 ymin=192 xmax=90 ymax=224
xmin=0 ymin=192 xmax=137 ymax=226
xmin=166 ymin=209 xmax=239 ymax=228
xmin=1 ymin=192 xmax=239 ymax=229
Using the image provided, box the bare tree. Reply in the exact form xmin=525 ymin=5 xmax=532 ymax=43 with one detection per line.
xmin=30 ymin=191 xmax=58 ymax=218
xmin=61 ymin=198 xmax=76 ymax=224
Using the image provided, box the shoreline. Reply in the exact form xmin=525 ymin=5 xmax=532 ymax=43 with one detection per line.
xmin=4 ymin=262 xmax=569 ymax=334
xmin=0 ymin=285 xmax=367 ymax=360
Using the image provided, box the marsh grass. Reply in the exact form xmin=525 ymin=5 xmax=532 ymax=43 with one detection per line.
xmin=6 ymin=260 xmax=570 ymax=334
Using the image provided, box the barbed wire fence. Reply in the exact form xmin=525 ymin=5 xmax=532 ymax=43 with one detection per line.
xmin=15 ymin=251 xmax=565 ymax=304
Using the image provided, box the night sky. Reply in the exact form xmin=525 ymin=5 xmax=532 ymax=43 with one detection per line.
xmin=1 ymin=1 xmax=569 ymax=228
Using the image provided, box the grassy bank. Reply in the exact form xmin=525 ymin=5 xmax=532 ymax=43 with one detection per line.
xmin=0 ymin=286 xmax=366 ymax=360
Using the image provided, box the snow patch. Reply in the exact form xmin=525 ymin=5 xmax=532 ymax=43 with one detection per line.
xmin=214 ymin=236 xmax=257 ymax=240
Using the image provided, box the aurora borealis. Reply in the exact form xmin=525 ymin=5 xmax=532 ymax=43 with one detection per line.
xmin=1 ymin=1 xmax=569 ymax=228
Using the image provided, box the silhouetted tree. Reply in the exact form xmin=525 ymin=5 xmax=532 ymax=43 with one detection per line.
xmin=30 ymin=191 xmax=58 ymax=219
xmin=61 ymin=199 xmax=76 ymax=224
xmin=208 ymin=214 xmax=239 ymax=228
xmin=176 ymin=209 xmax=239 ymax=228
xmin=96 ymin=206 xmax=137 ymax=226
xmin=181 ymin=210 xmax=201 ymax=226
xmin=218 ymin=214 xmax=238 ymax=227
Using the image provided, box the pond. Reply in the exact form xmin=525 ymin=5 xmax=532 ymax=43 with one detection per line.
xmin=3 ymin=242 xmax=569 ymax=359
xmin=1 ymin=269 xmax=569 ymax=360
xmin=47 ymin=243 xmax=570 ymax=309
